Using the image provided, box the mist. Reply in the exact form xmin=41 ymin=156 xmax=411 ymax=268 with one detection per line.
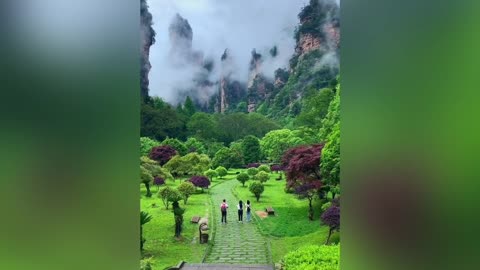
xmin=147 ymin=0 xmax=309 ymax=104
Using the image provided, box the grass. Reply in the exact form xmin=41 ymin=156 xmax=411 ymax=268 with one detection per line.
xmin=232 ymin=171 xmax=331 ymax=262
xmin=140 ymin=179 xmax=210 ymax=270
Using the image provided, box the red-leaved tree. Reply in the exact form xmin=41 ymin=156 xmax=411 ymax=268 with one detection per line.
xmin=321 ymin=205 xmax=340 ymax=244
xmin=189 ymin=175 xmax=210 ymax=192
xmin=149 ymin=145 xmax=177 ymax=166
xmin=282 ymin=144 xmax=324 ymax=220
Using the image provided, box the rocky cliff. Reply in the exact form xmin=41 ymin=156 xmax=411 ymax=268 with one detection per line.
xmin=140 ymin=0 xmax=155 ymax=100
xmin=294 ymin=0 xmax=340 ymax=58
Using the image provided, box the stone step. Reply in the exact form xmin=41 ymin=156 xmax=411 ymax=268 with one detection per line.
xmin=180 ymin=263 xmax=274 ymax=270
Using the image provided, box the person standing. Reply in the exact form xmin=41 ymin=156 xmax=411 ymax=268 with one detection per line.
xmin=246 ymin=200 xmax=251 ymax=222
xmin=238 ymin=200 xmax=244 ymax=222
xmin=220 ymin=199 xmax=228 ymax=224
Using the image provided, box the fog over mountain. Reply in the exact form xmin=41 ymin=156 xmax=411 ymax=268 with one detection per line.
xmin=147 ymin=0 xmax=309 ymax=104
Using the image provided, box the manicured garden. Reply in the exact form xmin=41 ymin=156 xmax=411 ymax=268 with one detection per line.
xmin=233 ymin=171 xmax=338 ymax=263
xmin=140 ymin=179 xmax=211 ymax=269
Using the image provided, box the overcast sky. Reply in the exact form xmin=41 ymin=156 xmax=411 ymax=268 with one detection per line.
xmin=147 ymin=0 xmax=309 ymax=103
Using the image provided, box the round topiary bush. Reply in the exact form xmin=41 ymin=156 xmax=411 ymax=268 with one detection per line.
xmin=258 ymin=164 xmax=271 ymax=173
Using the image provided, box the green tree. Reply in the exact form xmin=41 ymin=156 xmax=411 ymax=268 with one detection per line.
xmin=205 ymin=141 xmax=225 ymax=159
xmin=183 ymin=96 xmax=196 ymax=117
xmin=295 ymin=88 xmax=334 ymax=129
xmin=162 ymin=137 xmax=188 ymax=156
xmin=177 ymin=181 xmax=196 ymax=204
xmin=249 ymin=181 xmax=265 ymax=202
xmin=241 ymin=135 xmax=261 ymax=164
xmin=140 ymin=166 xmax=153 ymax=197
xmin=215 ymin=166 xmax=228 ymax=178
xmin=172 ymin=201 xmax=185 ymax=238
xmin=257 ymin=164 xmax=271 ymax=173
xmin=204 ymin=169 xmax=218 ymax=181
xmin=187 ymin=112 xmax=217 ymax=140
xmin=237 ymin=172 xmax=250 ymax=187
xmin=247 ymin=167 xmax=259 ymax=177
xmin=184 ymin=137 xmax=206 ymax=154
xmin=140 ymin=156 xmax=173 ymax=180
xmin=256 ymin=171 xmax=270 ymax=183
xmin=320 ymin=123 xmax=340 ymax=199
xmin=140 ymin=137 xmax=161 ymax=157
xmin=260 ymin=129 xmax=305 ymax=162
xmin=164 ymin=153 xmax=211 ymax=178
xmin=319 ymin=84 xmax=340 ymax=141
xmin=212 ymin=147 xmax=244 ymax=169
xmin=158 ymin=186 xmax=182 ymax=209
xmin=141 ymin=102 xmax=187 ymax=141
xmin=236 ymin=101 xmax=247 ymax=113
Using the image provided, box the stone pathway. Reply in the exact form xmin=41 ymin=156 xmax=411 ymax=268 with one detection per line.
xmin=181 ymin=263 xmax=273 ymax=270
xmin=204 ymin=180 xmax=271 ymax=265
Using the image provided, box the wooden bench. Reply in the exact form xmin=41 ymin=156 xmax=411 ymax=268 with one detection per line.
xmin=265 ymin=207 xmax=275 ymax=215
xmin=191 ymin=216 xmax=201 ymax=223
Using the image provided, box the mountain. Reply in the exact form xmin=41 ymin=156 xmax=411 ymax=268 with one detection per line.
xmin=140 ymin=0 xmax=156 ymax=100
xmin=142 ymin=0 xmax=340 ymax=123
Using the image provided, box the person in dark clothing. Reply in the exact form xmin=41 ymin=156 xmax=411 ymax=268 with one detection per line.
xmin=246 ymin=200 xmax=252 ymax=222
xmin=220 ymin=199 xmax=228 ymax=224
xmin=237 ymin=200 xmax=244 ymax=222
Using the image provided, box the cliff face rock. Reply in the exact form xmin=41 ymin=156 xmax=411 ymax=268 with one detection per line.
xmin=324 ymin=22 xmax=340 ymax=50
xmin=140 ymin=0 xmax=156 ymax=99
xmin=169 ymin=14 xmax=193 ymax=52
xmin=248 ymin=49 xmax=263 ymax=88
xmin=296 ymin=33 xmax=322 ymax=55
xmin=213 ymin=49 xmax=247 ymax=113
xmin=294 ymin=0 xmax=340 ymax=58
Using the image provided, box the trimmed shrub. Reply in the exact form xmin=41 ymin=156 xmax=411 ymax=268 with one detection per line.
xmin=204 ymin=169 xmax=218 ymax=181
xmin=158 ymin=186 xmax=182 ymax=209
xmin=256 ymin=171 xmax=270 ymax=183
xmin=177 ymin=181 xmax=196 ymax=204
xmin=215 ymin=166 xmax=228 ymax=178
xmin=282 ymin=245 xmax=339 ymax=270
xmin=258 ymin=164 xmax=271 ymax=173
xmin=247 ymin=167 xmax=259 ymax=176
xmin=237 ymin=172 xmax=250 ymax=187
xmin=249 ymin=181 xmax=265 ymax=202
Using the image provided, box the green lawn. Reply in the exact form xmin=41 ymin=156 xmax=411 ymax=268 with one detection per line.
xmin=232 ymin=171 xmax=332 ymax=262
xmin=140 ymin=171 xmax=240 ymax=269
xmin=140 ymin=179 xmax=210 ymax=270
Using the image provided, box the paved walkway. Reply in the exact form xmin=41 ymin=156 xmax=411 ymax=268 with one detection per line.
xmin=181 ymin=263 xmax=273 ymax=270
xmin=204 ymin=180 xmax=270 ymax=265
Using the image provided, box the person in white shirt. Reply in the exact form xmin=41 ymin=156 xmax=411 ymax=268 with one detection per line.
xmin=237 ymin=200 xmax=244 ymax=222
xmin=220 ymin=199 xmax=228 ymax=224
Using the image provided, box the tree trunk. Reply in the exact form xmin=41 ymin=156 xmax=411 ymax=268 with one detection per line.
xmin=332 ymin=192 xmax=336 ymax=200
xmin=256 ymin=195 xmax=260 ymax=202
xmin=145 ymin=183 xmax=152 ymax=197
xmin=140 ymin=225 xmax=144 ymax=251
xmin=325 ymin=228 xmax=333 ymax=245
